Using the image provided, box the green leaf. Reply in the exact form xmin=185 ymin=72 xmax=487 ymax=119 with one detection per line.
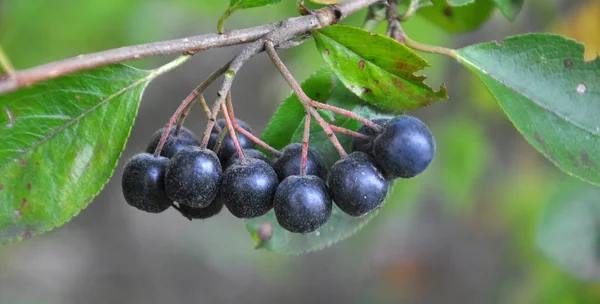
xmin=492 ymin=0 xmax=523 ymax=20
xmin=536 ymin=179 xmax=600 ymax=281
xmin=313 ymin=25 xmax=447 ymax=112
xmin=418 ymin=0 xmax=496 ymax=33
xmin=0 ymin=64 xmax=151 ymax=244
xmin=217 ymin=0 xmax=282 ymax=33
xmin=247 ymin=67 xmax=394 ymax=254
xmin=456 ymin=34 xmax=600 ymax=185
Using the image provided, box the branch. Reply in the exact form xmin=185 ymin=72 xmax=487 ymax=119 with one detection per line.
xmin=0 ymin=0 xmax=383 ymax=95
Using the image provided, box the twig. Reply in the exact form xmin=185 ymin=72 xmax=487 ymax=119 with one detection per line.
xmin=264 ymin=40 xmax=348 ymax=158
xmin=386 ymin=0 xmax=405 ymax=43
xmin=0 ymin=0 xmax=383 ymax=94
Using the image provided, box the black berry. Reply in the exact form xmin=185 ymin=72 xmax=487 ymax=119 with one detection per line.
xmin=221 ymin=158 xmax=279 ymax=219
xmin=121 ymin=153 xmax=172 ymax=213
xmin=176 ymin=198 xmax=224 ymax=220
xmin=328 ymin=152 xmax=389 ymax=217
xmin=274 ymin=175 xmax=332 ymax=234
xmin=209 ymin=119 xmax=256 ymax=164
xmin=351 ymin=118 xmax=389 ymax=155
xmin=165 ymin=147 xmax=222 ymax=208
xmin=146 ymin=126 xmax=200 ymax=158
xmin=373 ymin=115 xmax=435 ymax=179
xmin=225 ymin=148 xmax=270 ymax=169
xmin=272 ymin=143 xmax=327 ymax=181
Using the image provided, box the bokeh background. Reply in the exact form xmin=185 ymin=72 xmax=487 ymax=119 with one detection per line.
xmin=1 ymin=0 xmax=600 ymax=303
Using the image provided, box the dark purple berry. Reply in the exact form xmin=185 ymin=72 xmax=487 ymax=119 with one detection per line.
xmin=373 ymin=115 xmax=435 ymax=179
xmin=351 ymin=118 xmax=389 ymax=155
xmin=146 ymin=126 xmax=200 ymax=158
xmin=221 ymin=158 xmax=278 ymax=219
xmin=225 ymin=149 xmax=270 ymax=169
xmin=121 ymin=153 xmax=172 ymax=213
xmin=274 ymin=175 xmax=332 ymax=234
xmin=328 ymin=152 xmax=389 ymax=217
xmin=272 ymin=143 xmax=327 ymax=181
xmin=209 ymin=119 xmax=256 ymax=164
xmin=165 ymin=147 xmax=221 ymax=208
xmin=176 ymin=198 xmax=224 ymax=220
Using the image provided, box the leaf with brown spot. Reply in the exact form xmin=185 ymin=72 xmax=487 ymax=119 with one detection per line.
xmin=313 ymin=25 xmax=447 ymax=112
xmin=458 ymin=34 xmax=600 ymax=185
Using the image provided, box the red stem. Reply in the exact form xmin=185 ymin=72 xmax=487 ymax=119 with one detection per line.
xmin=264 ymin=40 xmax=348 ymax=158
xmin=221 ymin=96 xmax=245 ymax=160
xmin=309 ymin=101 xmax=382 ymax=132
xmin=301 ymin=114 xmax=311 ymax=175
xmin=226 ymin=94 xmax=282 ymax=156
xmin=328 ymin=124 xmax=368 ymax=140
xmin=154 ymin=92 xmax=197 ymax=157
xmin=175 ymin=94 xmax=212 ymax=135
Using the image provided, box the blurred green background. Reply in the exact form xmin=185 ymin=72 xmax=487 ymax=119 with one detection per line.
xmin=1 ymin=0 xmax=600 ymax=303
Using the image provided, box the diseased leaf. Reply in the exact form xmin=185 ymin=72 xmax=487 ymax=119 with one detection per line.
xmin=457 ymin=34 xmax=600 ymax=185
xmin=313 ymin=25 xmax=447 ymax=112
xmin=492 ymin=0 xmax=523 ymax=20
xmin=536 ymin=179 xmax=600 ymax=281
xmin=418 ymin=0 xmax=496 ymax=33
xmin=0 ymin=64 xmax=151 ymax=244
xmin=247 ymin=67 xmax=393 ymax=254
xmin=218 ymin=0 xmax=282 ymax=33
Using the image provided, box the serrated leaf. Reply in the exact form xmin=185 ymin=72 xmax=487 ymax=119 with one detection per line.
xmin=218 ymin=0 xmax=282 ymax=33
xmin=457 ymin=34 xmax=600 ymax=185
xmin=0 ymin=64 xmax=151 ymax=244
xmin=536 ymin=179 xmax=600 ymax=281
xmin=492 ymin=0 xmax=523 ymax=21
xmin=313 ymin=25 xmax=447 ymax=112
xmin=247 ymin=67 xmax=394 ymax=254
xmin=418 ymin=0 xmax=496 ymax=33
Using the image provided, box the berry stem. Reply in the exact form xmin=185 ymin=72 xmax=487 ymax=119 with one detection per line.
xmin=154 ymin=92 xmax=196 ymax=157
xmin=264 ymin=40 xmax=348 ymax=158
xmin=200 ymin=41 xmax=264 ymax=149
xmin=174 ymin=61 xmax=230 ymax=135
xmin=226 ymin=93 xmax=282 ymax=156
xmin=156 ymin=61 xmax=231 ymax=154
xmin=308 ymin=101 xmax=383 ymax=132
xmin=328 ymin=124 xmax=369 ymax=140
xmin=221 ymin=94 xmax=245 ymax=160
xmin=212 ymin=126 xmax=228 ymax=153
xmin=301 ymin=114 xmax=311 ymax=176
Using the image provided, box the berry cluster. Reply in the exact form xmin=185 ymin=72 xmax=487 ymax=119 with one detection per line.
xmin=121 ymin=115 xmax=435 ymax=234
